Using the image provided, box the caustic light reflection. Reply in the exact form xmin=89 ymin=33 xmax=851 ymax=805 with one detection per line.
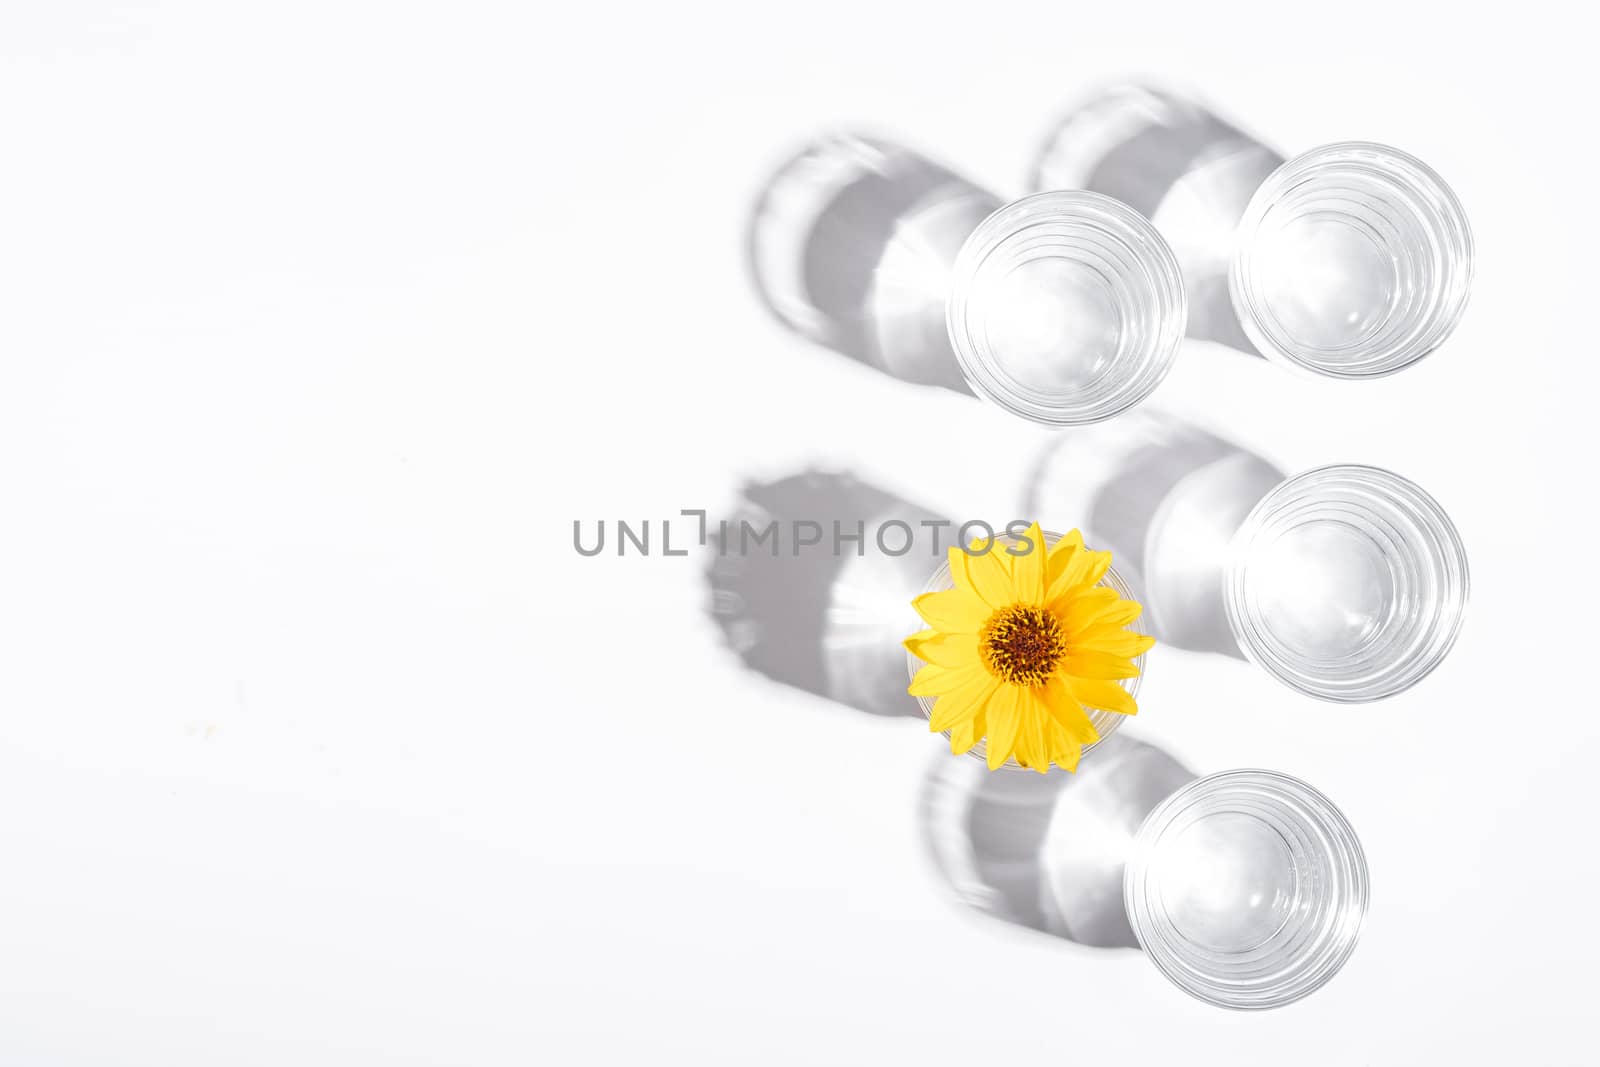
xmin=920 ymin=734 xmax=1194 ymax=948
xmin=748 ymin=134 xmax=998 ymax=391
xmin=705 ymin=470 xmax=954 ymax=718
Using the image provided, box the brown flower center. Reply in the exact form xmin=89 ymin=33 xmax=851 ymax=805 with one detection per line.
xmin=979 ymin=605 xmax=1067 ymax=687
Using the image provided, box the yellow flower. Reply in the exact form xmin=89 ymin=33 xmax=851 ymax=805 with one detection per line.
xmin=905 ymin=523 xmax=1154 ymax=773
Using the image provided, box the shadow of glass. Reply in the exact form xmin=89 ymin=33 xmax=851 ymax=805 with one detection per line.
xmin=921 ymin=733 xmax=1196 ymax=949
xmin=747 ymin=134 xmax=1000 ymax=392
xmin=705 ymin=470 xmax=958 ymax=717
xmin=1023 ymin=410 xmax=1286 ymax=658
xmin=1033 ymin=85 xmax=1283 ymax=356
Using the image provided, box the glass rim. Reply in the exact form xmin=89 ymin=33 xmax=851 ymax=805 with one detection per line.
xmin=1124 ymin=768 xmax=1370 ymax=1010
xmin=1223 ymin=463 xmax=1470 ymax=702
xmin=1229 ymin=141 xmax=1474 ymax=379
xmin=946 ymin=190 xmax=1187 ymax=425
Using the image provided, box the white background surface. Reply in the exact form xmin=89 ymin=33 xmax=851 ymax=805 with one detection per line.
xmin=1 ymin=2 xmax=1595 ymax=1063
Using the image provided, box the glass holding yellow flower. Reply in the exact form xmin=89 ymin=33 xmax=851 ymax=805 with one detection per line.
xmin=905 ymin=524 xmax=1152 ymax=773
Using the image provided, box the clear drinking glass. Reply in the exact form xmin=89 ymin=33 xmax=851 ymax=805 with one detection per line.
xmin=1231 ymin=142 xmax=1474 ymax=377
xmin=906 ymin=529 xmax=1149 ymax=767
xmin=946 ymin=191 xmax=1187 ymax=425
xmin=1124 ymin=769 xmax=1369 ymax=1010
xmin=1225 ymin=465 xmax=1469 ymax=702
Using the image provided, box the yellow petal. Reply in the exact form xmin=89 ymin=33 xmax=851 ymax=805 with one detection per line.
xmin=1049 ymin=723 xmax=1082 ymax=772
xmin=1069 ymin=598 xmax=1143 ymax=636
xmin=962 ymin=541 xmax=1015 ymax=609
xmin=1046 ymin=538 xmax=1112 ymax=604
xmin=912 ymin=587 xmax=990 ymax=634
xmin=909 ymin=662 xmax=987 ymax=697
xmin=928 ymin=669 xmax=999 ymax=731
xmin=1056 ymin=587 xmax=1119 ymax=632
xmin=945 ymin=544 xmax=979 ymax=599
xmin=1059 ymin=649 xmax=1140 ymax=680
xmin=950 ymin=710 xmax=987 ymax=754
xmin=1008 ymin=703 xmax=1038 ymax=770
xmin=1009 ymin=522 xmax=1047 ymax=605
xmin=984 ymin=685 xmax=1024 ymax=770
xmin=904 ymin=631 xmax=981 ymax=668
xmin=1065 ymin=676 xmax=1137 ymax=716
xmin=1072 ymin=626 xmax=1157 ymax=659
xmin=1017 ymin=688 xmax=1052 ymax=774
xmin=1045 ymin=529 xmax=1086 ymax=585
xmin=1040 ymin=674 xmax=1100 ymax=745
xmin=1078 ymin=549 xmax=1113 ymax=589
